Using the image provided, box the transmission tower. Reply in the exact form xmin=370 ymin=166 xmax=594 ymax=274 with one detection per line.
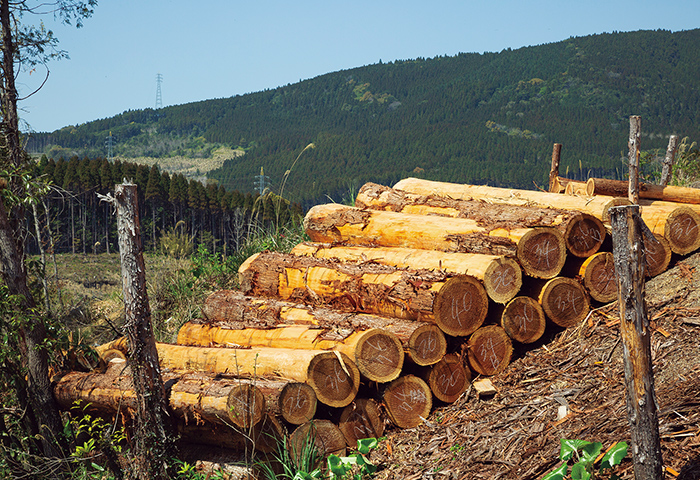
xmin=105 ymin=131 xmax=115 ymax=161
xmin=254 ymin=166 xmax=270 ymax=195
xmin=155 ymin=73 xmax=163 ymax=109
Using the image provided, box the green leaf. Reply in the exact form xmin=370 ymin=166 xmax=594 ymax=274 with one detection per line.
xmin=356 ymin=437 xmax=379 ymax=455
xmin=327 ymin=455 xmax=352 ymax=478
xmin=541 ymin=462 xmax=567 ymax=480
xmin=600 ymin=441 xmax=628 ymax=469
xmin=571 ymin=462 xmax=592 ymax=480
xmin=579 ymin=441 xmax=603 ymax=464
xmin=560 ymin=439 xmax=592 ymax=461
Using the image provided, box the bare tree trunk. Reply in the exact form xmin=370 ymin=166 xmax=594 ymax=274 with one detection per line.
xmin=112 ymin=183 xmax=176 ymax=479
xmin=610 ymin=205 xmax=663 ymax=480
xmin=31 ymin=203 xmax=50 ymax=312
xmin=660 ymin=134 xmax=679 ymax=186
xmin=628 ymin=116 xmax=641 ymax=204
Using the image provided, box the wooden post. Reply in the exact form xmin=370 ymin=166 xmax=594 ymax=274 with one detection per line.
xmin=548 ymin=143 xmax=562 ymax=192
xmin=660 ymin=134 xmax=679 ymax=186
xmin=113 ymin=183 xmax=176 ymax=479
xmin=609 ymin=205 xmax=663 ymax=480
xmin=628 ymin=116 xmax=642 ymax=204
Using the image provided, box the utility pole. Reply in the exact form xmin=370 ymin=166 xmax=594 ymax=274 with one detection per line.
xmin=155 ymin=73 xmax=163 ymax=109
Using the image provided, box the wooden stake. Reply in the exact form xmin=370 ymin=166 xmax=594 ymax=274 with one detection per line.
xmin=660 ymin=134 xmax=679 ymax=186
xmin=609 ymin=205 xmax=663 ymax=480
xmin=548 ymin=143 xmax=562 ymax=192
xmin=628 ymin=116 xmax=642 ymax=204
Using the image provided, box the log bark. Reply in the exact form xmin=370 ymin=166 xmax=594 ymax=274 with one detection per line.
xmin=426 ymin=353 xmax=471 ymax=403
xmin=177 ymin=322 xmax=403 ymax=383
xmin=239 ymin=251 xmax=489 ymax=337
xmin=200 ymin=291 xmax=447 ymax=366
xmin=355 ymin=182 xmax=604 ymax=259
xmin=610 ymin=205 xmax=663 ymax=480
xmin=496 ymin=296 xmax=546 ymax=344
xmin=566 ymin=252 xmax=617 ymax=303
xmin=393 ymin=177 xmax=630 ymax=223
xmin=530 ymin=277 xmax=590 ymax=328
xmin=291 ymin=241 xmax=521 ymax=304
xmin=660 ymin=135 xmax=679 ymax=186
xmin=156 ymin=342 xmax=360 ymax=408
xmin=304 ymin=203 xmax=566 ymax=279
xmin=279 ymin=382 xmax=317 ymax=425
xmin=382 ymin=375 xmax=432 ymax=429
xmin=466 ymin=325 xmax=513 ymax=376
xmin=289 ymin=420 xmax=347 ymax=460
xmin=338 ymin=398 xmax=384 ymax=447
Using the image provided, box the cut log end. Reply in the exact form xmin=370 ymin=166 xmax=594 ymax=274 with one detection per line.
xmin=338 ymin=398 xmax=384 ymax=447
xmin=427 ymin=353 xmax=471 ymax=403
xmin=433 ymin=275 xmax=489 ymax=337
xmin=382 ymin=375 xmax=432 ymax=429
xmin=466 ymin=325 xmax=513 ymax=376
xmin=564 ymin=213 xmax=606 ymax=258
xmin=279 ymin=382 xmax=318 ymax=425
xmin=226 ymin=383 xmax=266 ymax=429
xmin=539 ymin=277 xmax=590 ymax=328
xmin=482 ymin=256 xmax=522 ymax=304
xmin=644 ymin=234 xmax=671 ymax=277
xmin=407 ymin=324 xmax=447 ymax=366
xmin=500 ymin=296 xmax=546 ymax=344
xmin=664 ymin=206 xmax=700 ymax=255
xmin=289 ymin=420 xmax=347 ymax=462
xmin=580 ymin=252 xmax=617 ymax=303
xmin=517 ymin=228 xmax=566 ymax=279
xmin=307 ymin=352 xmax=360 ymax=408
xmin=354 ymin=329 xmax=404 ymax=383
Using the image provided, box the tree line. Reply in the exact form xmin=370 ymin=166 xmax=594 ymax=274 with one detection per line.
xmin=30 ymin=155 xmax=303 ymax=257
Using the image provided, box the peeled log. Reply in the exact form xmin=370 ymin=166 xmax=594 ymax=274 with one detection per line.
xmin=531 ymin=277 xmax=590 ymax=328
xmin=156 ymin=343 xmax=360 ymax=408
xmin=289 ymin=420 xmax=347 ymax=460
xmin=426 ymin=353 xmax=471 ymax=403
xmin=239 ymin=251 xmax=489 ymax=337
xmin=303 ymin=203 xmax=566 ymax=279
xmin=393 ymin=177 xmax=630 ymax=223
xmin=355 ymin=182 xmax=605 ymax=259
xmin=177 ymin=322 xmax=403 ymax=383
xmin=291 ymin=242 xmax=521 ymax=304
xmin=382 ymin=375 xmax=432 ymax=429
xmin=201 ymin=291 xmax=447 ymax=366
xmin=338 ymin=398 xmax=384 ymax=447
xmin=587 ymin=177 xmax=700 ymax=204
xmin=466 ymin=325 xmax=513 ymax=376
xmin=497 ymin=296 xmax=546 ymax=344
xmin=279 ymin=382 xmax=317 ymax=425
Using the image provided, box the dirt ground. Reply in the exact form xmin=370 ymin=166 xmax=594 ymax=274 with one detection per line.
xmin=368 ymin=252 xmax=700 ymax=480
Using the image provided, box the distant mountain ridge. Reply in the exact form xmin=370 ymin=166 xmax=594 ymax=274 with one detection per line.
xmin=27 ymin=28 xmax=700 ymax=206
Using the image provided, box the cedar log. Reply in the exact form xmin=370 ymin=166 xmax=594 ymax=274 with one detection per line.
xmin=304 ymin=203 xmax=566 ymax=279
xmin=291 ymin=241 xmax=521 ymax=304
xmin=338 ymin=398 xmax=384 ymax=447
xmin=496 ymin=296 xmax=546 ymax=344
xmin=393 ymin=177 xmax=630 ymax=223
xmin=354 ymin=182 xmax=604 ymax=259
xmin=530 ymin=277 xmax=590 ymax=328
xmin=466 ymin=325 xmax=513 ymax=376
xmin=565 ymin=252 xmax=617 ymax=304
xmin=382 ymin=375 xmax=432 ymax=429
xmin=177 ymin=322 xmax=403 ymax=383
xmin=587 ymin=176 xmax=700 ymax=205
xmin=200 ymin=290 xmax=447 ymax=366
xmin=289 ymin=420 xmax=347 ymax=460
xmin=426 ymin=353 xmax=471 ymax=403
xmin=239 ymin=251 xmax=489 ymax=337
xmin=278 ymin=382 xmax=317 ymax=425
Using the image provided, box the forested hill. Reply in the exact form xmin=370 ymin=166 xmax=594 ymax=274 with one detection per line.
xmin=27 ymin=29 xmax=700 ymax=207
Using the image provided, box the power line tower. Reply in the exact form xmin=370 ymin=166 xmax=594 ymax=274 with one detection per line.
xmin=254 ymin=166 xmax=270 ymax=195
xmin=155 ymin=73 xmax=163 ymax=109
xmin=105 ymin=131 xmax=116 ymax=161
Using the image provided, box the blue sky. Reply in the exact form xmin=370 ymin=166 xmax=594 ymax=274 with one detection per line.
xmin=17 ymin=0 xmax=700 ymax=133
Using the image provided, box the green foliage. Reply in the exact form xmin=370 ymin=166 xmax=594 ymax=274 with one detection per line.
xmin=327 ymin=437 xmax=380 ymax=480
xmin=256 ymin=430 xmax=322 ymax=480
xmin=542 ymin=439 xmax=628 ymax=480
xmin=173 ymin=459 xmax=225 ymax=480
xmin=158 ymin=222 xmax=194 ymax=259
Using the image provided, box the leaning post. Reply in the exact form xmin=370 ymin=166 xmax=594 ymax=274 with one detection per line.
xmin=548 ymin=143 xmax=562 ymax=192
xmin=609 ymin=204 xmax=663 ymax=480
xmin=628 ymin=116 xmax=642 ymax=204
xmin=659 ymin=134 xmax=679 ymax=186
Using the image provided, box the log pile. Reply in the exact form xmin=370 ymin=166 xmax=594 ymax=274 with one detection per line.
xmin=54 ymin=174 xmax=700 ymax=464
